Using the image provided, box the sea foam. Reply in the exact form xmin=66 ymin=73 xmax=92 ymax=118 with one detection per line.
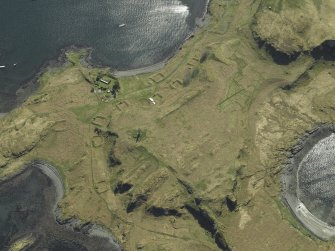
xmin=152 ymin=2 xmax=189 ymax=15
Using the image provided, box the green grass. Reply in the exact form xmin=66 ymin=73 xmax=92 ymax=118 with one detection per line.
xmin=195 ymin=180 xmax=208 ymax=191
xmin=66 ymin=49 xmax=89 ymax=65
xmin=117 ymin=75 xmax=156 ymax=101
xmin=274 ymin=198 xmax=316 ymax=239
xmin=259 ymin=0 xmax=308 ymax=12
xmin=218 ymin=53 xmax=247 ymax=110
xmin=284 ymin=0 xmax=310 ymax=10
xmin=127 ymin=128 xmax=148 ymax=142
xmin=70 ymin=104 xmax=100 ymax=123
xmin=183 ymin=67 xmax=200 ymax=86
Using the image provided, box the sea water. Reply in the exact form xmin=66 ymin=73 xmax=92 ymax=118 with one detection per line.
xmin=0 ymin=0 xmax=207 ymax=111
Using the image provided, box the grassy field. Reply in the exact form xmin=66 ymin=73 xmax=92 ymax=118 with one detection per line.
xmin=1 ymin=0 xmax=335 ymax=250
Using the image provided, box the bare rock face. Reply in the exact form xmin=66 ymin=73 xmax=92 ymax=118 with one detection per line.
xmin=0 ymin=155 xmax=8 ymax=168
xmin=252 ymin=0 xmax=335 ymax=54
xmin=0 ymin=108 xmax=53 ymax=166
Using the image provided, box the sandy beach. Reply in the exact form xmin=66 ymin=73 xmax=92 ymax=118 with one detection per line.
xmin=113 ymin=61 xmax=166 ymax=77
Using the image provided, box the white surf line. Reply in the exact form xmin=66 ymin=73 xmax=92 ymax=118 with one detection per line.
xmin=169 ymin=5 xmax=189 ymax=14
xmin=152 ymin=1 xmax=189 ymax=15
xmin=34 ymin=161 xmax=64 ymax=207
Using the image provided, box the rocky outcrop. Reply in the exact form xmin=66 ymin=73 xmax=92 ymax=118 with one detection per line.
xmin=114 ymin=182 xmax=133 ymax=194
xmin=146 ymin=206 xmax=181 ymax=217
xmin=125 ymin=170 xmax=169 ymax=213
xmin=253 ymin=0 xmax=335 ymax=56
xmin=94 ymin=128 xmax=121 ymax=167
xmin=0 ymin=108 xmax=53 ymax=168
xmin=126 ymin=194 xmax=148 ymax=213
xmin=225 ymin=196 xmax=237 ymax=212
xmin=185 ymin=203 xmax=231 ymax=251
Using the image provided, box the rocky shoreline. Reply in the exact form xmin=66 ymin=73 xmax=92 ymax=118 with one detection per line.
xmin=9 ymin=45 xmax=82 ymax=113
xmin=35 ymin=161 xmax=123 ymax=250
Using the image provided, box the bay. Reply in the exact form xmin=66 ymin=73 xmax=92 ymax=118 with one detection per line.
xmin=0 ymin=0 xmax=207 ymax=112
